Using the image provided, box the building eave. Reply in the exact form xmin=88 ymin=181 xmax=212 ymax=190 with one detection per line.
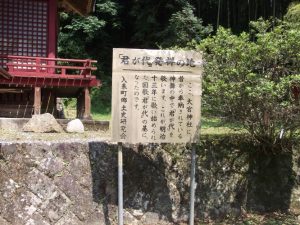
xmin=59 ymin=0 xmax=95 ymax=16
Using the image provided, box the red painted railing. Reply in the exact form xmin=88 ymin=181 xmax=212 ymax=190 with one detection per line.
xmin=3 ymin=55 xmax=97 ymax=77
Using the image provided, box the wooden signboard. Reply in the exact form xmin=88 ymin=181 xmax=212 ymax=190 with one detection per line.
xmin=111 ymin=48 xmax=203 ymax=144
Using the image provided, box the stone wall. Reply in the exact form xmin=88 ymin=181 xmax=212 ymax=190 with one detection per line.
xmin=0 ymin=136 xmax=299 ymax=224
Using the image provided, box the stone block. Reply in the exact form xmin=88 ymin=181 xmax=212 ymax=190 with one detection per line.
xmin=0 ymin=216 xmax=11 ymax=225
xmin=83 ymin=208 xmax=106 ymax=225
xmin=25 ymin=169 xmax=57 ymax=201
xmin=37 ymin=153 xmax=65 ymax=178
xmin=41 ymin=191 xmax=71 ymax=223
xmin=52 ymin=143 xmax=87 ymax=163
xmin=140 ymin=212 xmax=172 ymax=225
xmin=67 ymin=154 xmax=91 ymax=188
xmin=1 ymin=190 xmax=42 ymax=225
xmin=54 ymin=211 xmax=84 ymax=225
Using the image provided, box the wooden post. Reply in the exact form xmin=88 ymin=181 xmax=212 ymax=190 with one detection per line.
xmin=118 ymin=142 xmax=124 ymax=225
xmin=83 ymin=87 xmax=91 ymax=119
xmin=77 ymin=88 xmax=91 ymax=119
xmin=189 ymin=144 xmax=197 ymax=225
xmin=33 ymin=87 xmax=41 ymax=115
xmin=77 ymin=91 xmax=83 ymax=118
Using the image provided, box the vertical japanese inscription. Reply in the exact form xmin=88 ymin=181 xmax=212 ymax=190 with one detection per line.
xmin=119 ymin=76 xmax=128 ymax=140
xmin=112 ymin=49 xmax=202 ymax=144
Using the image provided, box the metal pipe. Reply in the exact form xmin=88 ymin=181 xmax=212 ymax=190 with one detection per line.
xmin=118 ymin=142 xmax=124 ymax=225
xmin=189 ymin=144 xmax=197 ymax=225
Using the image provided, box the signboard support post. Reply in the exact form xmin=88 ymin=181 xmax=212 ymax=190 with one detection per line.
xmin=189 ymin=143 xmax=197 ymax=225
xmin=118 ymin=142 xmax=124 ymax=225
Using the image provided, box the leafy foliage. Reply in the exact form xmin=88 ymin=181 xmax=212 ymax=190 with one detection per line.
xmin=58 ymin=0 xmax=122 ymax=114
xmin=57 ymin=0 xmax=297 ymax=124
xmin=159 ymin=4 xmax=212 ymax=47
xmin=285 ymin=1 xmax=300 ymax=23
xmin=195 ymin=20 xmax=300 ymax=152
xmin=58 ymin=0 xmax=121 ymax=71
xmin=128 ymin=0 xmax=199 ymax=48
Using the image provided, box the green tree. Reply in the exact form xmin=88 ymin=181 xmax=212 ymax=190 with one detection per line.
xmin=128 ymin=0 xmax=185 ymax=48
xmin=58 ymin=0 xmax=121 ymax=115
xmin=195 ymin=20 xmax=300 ymax=152
xmin=58 ymin=0 xmax=121 ymax=73
xmin=57 ymin=0 xmax=296 ymax=119
xmin=285 ymin=1 xmax=300 ymax=23
xmin=159 ymin=4 xmax=212 ymax=47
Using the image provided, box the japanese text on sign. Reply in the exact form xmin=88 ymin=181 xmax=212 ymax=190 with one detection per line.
xmin=111 ymin=48 xmax=203 ymax=144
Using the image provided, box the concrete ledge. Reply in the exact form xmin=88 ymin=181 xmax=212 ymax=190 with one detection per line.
xmin=0 ymin=118 xmax=109 ymax=132
xmin=0 ymin=118 xmax=29 ymax=131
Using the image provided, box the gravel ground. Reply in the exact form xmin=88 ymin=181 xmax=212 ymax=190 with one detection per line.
xmin=0 ymin=129 xmax=111 ymax=143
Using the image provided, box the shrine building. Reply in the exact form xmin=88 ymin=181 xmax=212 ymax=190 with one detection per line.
xmin=0 ymin=0 xmax=100 ymax=119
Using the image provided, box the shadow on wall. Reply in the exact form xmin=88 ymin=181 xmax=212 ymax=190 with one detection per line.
xmin=88 ymin=136 xmax=296 ymax=223
xmin=246 ymin=150 xmax=295 ymax=212
xmin=195 ymin=135 xmax=296 ymax=220
xmin=88 ymin=142 xmax=174 ymax=224
xmin=88 ymin=142 xmax=116 ymax=225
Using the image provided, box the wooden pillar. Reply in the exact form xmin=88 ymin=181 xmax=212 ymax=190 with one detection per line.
xmin=34 ymin=87 xmax=41 ymax=115
xmin=77 ymin=87 xmax=91 ymax=119
xmin=48 ymin=0 xmax=57 ymax=74
xmin=48 ymin=0 xmax=57 ymax=58
xmin=77 ymin=92 xmax=83 ymax=118
xmin=84 ymin=87 xmax=91 ymax=119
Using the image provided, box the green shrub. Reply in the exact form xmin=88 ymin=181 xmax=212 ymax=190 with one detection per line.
xmin=193 ymin=20 xmax=300 ymax=152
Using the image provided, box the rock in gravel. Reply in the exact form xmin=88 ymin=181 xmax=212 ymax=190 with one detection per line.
xmin=23 ymin=113 xmax=64 ymax=133
xmin=66 ymin=119 xmax=84 ymax=133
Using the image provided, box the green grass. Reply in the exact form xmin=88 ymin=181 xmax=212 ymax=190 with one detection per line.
xmin=91 ymin=101 xmax=111 ymax=121
xmin=201 ymin=116 xmax=245 ymax=135
xmin=91 ymin=112 xmax=111 ymax=121
xmin=201 ymin=116 xmax=241 ymax=129
xmin=63 ymin=97 xmax=244 ymax=134
xmin=89 ymin=112 xmax=243 ymax=133
xmin=62 ymin=97 xmax=112 ymax=121
xmin=89 ymin=111 xmax=246 ymax=135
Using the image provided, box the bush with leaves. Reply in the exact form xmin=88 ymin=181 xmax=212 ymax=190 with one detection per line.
xmin=194 ymin=20 xmax=300 ymax=152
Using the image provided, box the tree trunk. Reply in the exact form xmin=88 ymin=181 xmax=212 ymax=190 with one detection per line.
xmin=248 ymin=0 xmax=251 ymax=30
xmin=273 ymin=0 xmax=276 ymax=18
xmin=196 ymin=0 xmax=201 ymax=18
xmin=227 ymin=0 xmax=230 ymax=28
xmin=217 ymin=0 xmax=222 ymax=28
xmin=233 ymin=0 xmax=237 ymax=29
xmin=255 ymin=0 xmax=258 ymax=20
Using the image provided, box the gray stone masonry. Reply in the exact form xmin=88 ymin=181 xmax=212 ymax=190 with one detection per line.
xmin=0 ymin=140 xmax=300 ymax=224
